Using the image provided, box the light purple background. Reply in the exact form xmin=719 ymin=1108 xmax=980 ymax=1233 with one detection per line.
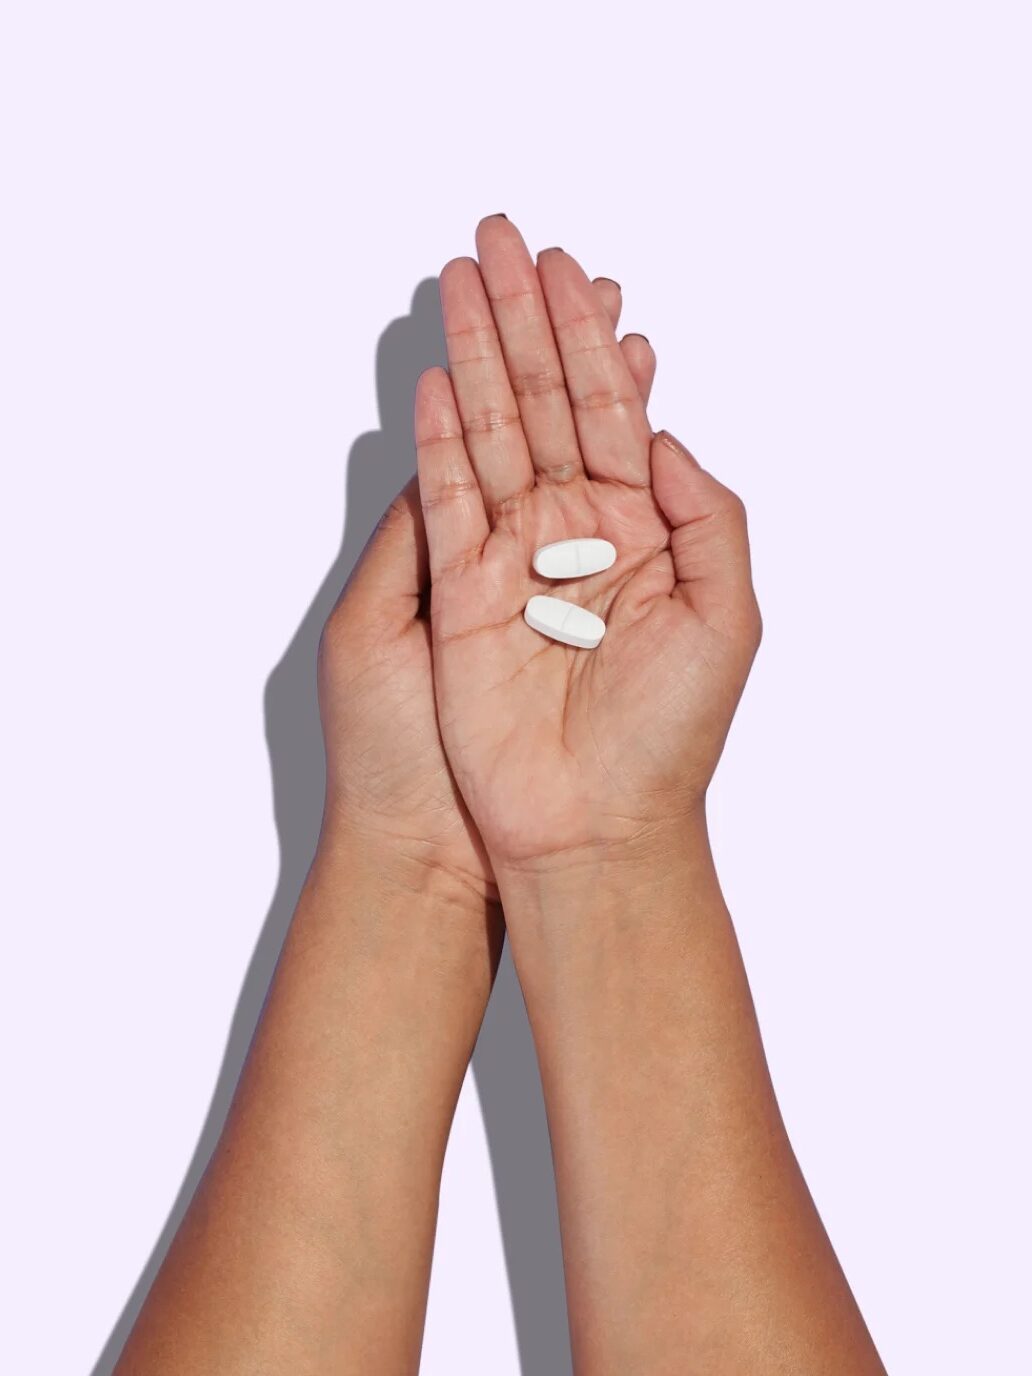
xmin=2 ymin=3 xmax=1029 ymax=1372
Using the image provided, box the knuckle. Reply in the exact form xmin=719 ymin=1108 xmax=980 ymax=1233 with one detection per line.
xmin=318 ymin=603 xmax=350 ymax=669
xmin=422 ymin=477 xmax=480 ymax=511
xmin=572 ymin=388 xmax=637 ymax=414
xmin=461 ymin=409 xmax=521 ymax=438
xmin=509 ymin=367 xmax=565 ymax=400
xmin=491 ymin=487 xmax=530 ymax=521
xmin=718 ymin=486 xmax=748 ymax=523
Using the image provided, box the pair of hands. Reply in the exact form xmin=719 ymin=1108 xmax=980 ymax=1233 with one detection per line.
xmin=115 ymin=218 xmax=890 ymax=1376
xmin=318 ymin=215 xmax=761 ymax=906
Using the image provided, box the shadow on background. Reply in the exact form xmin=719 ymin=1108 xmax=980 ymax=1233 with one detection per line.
xmin=89 ymin=280 xmax=572 ymax=1376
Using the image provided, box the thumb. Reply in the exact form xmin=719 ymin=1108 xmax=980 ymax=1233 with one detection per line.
xmin=650 ymin=429 xmax=760 ymax=640
xmin=332 ymin=476 xmax=428 ymax=634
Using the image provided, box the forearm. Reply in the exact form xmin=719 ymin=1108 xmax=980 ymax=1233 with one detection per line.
xmin=116 ymin=824 xmax=502 ymax=1376
xmin=501 ymin=820 xmax=885 ymax=1376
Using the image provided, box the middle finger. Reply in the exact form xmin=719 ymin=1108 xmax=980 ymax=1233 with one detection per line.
xmin=475 ymin=215 xmax=585 ymax=487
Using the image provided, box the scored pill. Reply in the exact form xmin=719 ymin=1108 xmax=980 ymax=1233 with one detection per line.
xmin=523 ymin=594 xmax=606 ymax=650
xmin=532 ymin=538 xmax=616 ymax=579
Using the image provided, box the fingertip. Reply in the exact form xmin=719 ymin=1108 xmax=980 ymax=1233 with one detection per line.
xmin=474 ymin=214 xmax=519 ymax=253
xmin=414 ymin=366 xmax=460 ymax=443
xmin=649 ymin=429 xmax=707 ymax=529
xmin=536 ymin=245 xmax=608 ymax=318
xmin=594 ymin=276 xmax=623 ymax=329
xmin=655 ymin=428 xmax=700 ymax=466
xmin=415 ymin=363 xmax=451 ymax=400
xmin=439 ymin=255 xmax=479 ymax=288
xmin=651 ymin=430 xmax=748 ymax=535
xmin=475 ymin=215 xmax=536 ymax=299
xmin=622 ymin=334 xmax=655 ymax=369
xmin=476 ymin=212 xmax=512 ymax=233
xmin=620 ymin=331 xmax=656 ymax=384
xmin=618 ymin=337 xmax=654 ymax=407
xmin=417 ymin=363 xmax=448 ymax=382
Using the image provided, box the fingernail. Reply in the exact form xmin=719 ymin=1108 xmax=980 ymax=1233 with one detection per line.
xmin=487 ymin=212 xmax=508 ymax=220
xmin=657 ymin=429 xmax=699 ymax=465
xmin=596 ymin=276 xmax=621 ymax=291
xmin=625 ymin=331 xmax=650 ymax=345
xmin=539 ymin=246 xmax=564 ymax=255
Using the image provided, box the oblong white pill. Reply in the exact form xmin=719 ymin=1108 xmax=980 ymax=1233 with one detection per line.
xmin=524 ymin=594 xmax=606 ymax=650
xmin=532 ymin=538 xmax=616 ymax=580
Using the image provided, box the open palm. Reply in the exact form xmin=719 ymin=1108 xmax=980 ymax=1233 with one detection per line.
xmin=317 ymin=253 xmax=656 ymax=899
xmin=416 ymin=217 xmax=761 ymax=868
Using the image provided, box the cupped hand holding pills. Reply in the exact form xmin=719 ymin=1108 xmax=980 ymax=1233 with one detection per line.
xmin=415 ymin=215 xmax=762 ymax=873
xmin=313 ymin=243 xmax=654 ymax=903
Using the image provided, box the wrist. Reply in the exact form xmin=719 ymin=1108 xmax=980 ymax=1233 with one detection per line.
xmin=494 ymin=814 xmax=745 ymax=1120
xmin=313 ymin=804 xmax=499 ymax=915
xmin=296 ymin=811 xmax=503 ymax=991
xmin=494 ymin=809 xmax=716 ymax=919
xmin=495 ymin=810 xmax=727 ymax=990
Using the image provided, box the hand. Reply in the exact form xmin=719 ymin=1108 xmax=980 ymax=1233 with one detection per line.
xmin=316 ymin=252 xmax=655 ymax=898
xmin=415 ymin=216 xmax=761 ymax=872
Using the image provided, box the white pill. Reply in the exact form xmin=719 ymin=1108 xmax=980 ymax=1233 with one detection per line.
xmin=524 ymin=594 xmax=606 ymax=650
xmin=533 ymin=538 xmax=616 ymax=580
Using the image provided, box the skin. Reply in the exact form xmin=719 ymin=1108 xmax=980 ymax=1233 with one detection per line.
xmin=318 ymin=267 xmax=656 ymax=897
xmin=415 ymin=221 xmax=758 ymax=867
xmin=112 ymin=214 xmax=885 ymax=1373
xmin=415 ymin=215 xmax=887 ymax=1373
xmin=112 ymin=260 xmax=653 ymax=1375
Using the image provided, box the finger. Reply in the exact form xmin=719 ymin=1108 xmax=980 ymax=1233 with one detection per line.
xmin=620 ymin=332 xmax=656 ymax=407
xmin=414 ymin=366 xmax=490 ymax=579
xmin=593 ymin=276 xmax=655 ymax=405
xmin=649 ymin=429 xmax=759 ymax=638
xmin=336 ymin=476 xmax=427 ymax=630
xmin=474 ymin=216 xmax=584 ymax=486
xmin=593 ymin=276 xmax=623 ymax=329
xmin=537 ymin=247 xmax=653 ymax=486
xmin=439 ymin=255 xmax=535 ymax=517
